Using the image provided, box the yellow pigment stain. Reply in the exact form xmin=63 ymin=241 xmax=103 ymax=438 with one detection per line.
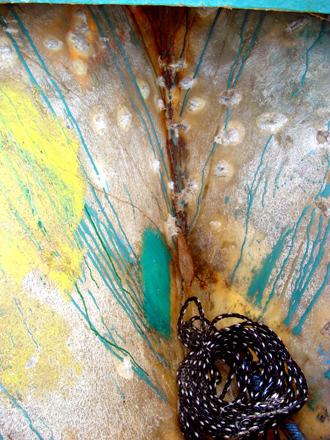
xmin=0 ymin=85 xmax=84 ymax=396
xmin=0 ymin=85 xmax=85 ymax=291
xmin=0 ymin=279 xmax=82 ymax=398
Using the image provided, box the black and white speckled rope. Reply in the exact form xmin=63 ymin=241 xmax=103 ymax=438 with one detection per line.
xmin=177 ymin=297 xmax=308 ymax=440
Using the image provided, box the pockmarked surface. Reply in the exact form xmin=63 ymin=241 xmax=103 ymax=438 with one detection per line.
xmin=0 ymin=5 xmax=329 ymax=439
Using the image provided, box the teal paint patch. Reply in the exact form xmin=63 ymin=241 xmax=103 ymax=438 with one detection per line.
xmin=5 ymin=0 xmax=330 ymax=14
xmin=140 ymin=227 xmax=172 ymax=339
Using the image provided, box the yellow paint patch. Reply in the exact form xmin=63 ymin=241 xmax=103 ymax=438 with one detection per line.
xmin=0 ymin=279 xmax=82 ymax=398
xmin=0 ymin=85 xmax=85 ymax=291
xmin=0 ymin=84 xmax=85 ymax=396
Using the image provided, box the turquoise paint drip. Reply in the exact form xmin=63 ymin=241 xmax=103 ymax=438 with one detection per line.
xmin=291 ymin=21 xmax=325 ymax=99
xmin=97 ymin=189 xmax=147 ymax=298
xmin=263 ymin=206 xmax=310 ymax=312
xmin=87 ymin=6 xmax=127 ymax=89
xmin=9 ymin=7 xmax=99 ymax=176
xmin=75 ymin=284 xmax=146 ymax=373
xmin=87 ymin=289 xmax=100 ymax=311
xmin=224 ymin=107 xmax=230 ymax=130
xmin=24 ymin=322 xmax=39 ymax=349
xmin=9 ymin=333 xmax=15 ymax=347
xmin=131 ymin=364 xmax=167 ymax=402
xmin=13 ymin=209 xmax=41 ymax=250
xmin=140 ymin=227 xmax=171 ymax=339
xmin=101 ymin=317 xmax=120 ymax=346
xmin=261 ymin=170 xmax=270 ymax=208
xmin=315 ymin=150 xmax=330 ymax=199
xmin=188 ymin=142 xmax=217 ymax=234
xmin=324 ymin=369 xmax=330 ymax=380
xmin=322 ymin=350 xmax=330 ymax=364
xmin=0 ymin=122 xmax=78 ymax=247
xmin=180 ymin=8 xmax=221 ymax=117
xmin=224 ymin=11 xmax=264 ymax=129
xmin=71 ymin=296 xmax=123 ymax=361
xmin=273 ymin=161 xmax=286 ymax=198
xmin=123 ymin=183 xmax=136 ymax=220
xmin=79 ymin=218 xmax=144 ymax=315
xmin=247 ymin=228 xmax=293 ymax=307
xmin=100 ymin=6 xmax=171 ymax=183
xmin=121 ymin=7 xmax=162 ymax=98
xmin=85 ymin=205 xmax=130 ymax=276
xmin=84 ymin=256 xmax=99 ymax=289
xmin=231 ymin=12 xmax=264 ymax=89
xmin=284 ymin=217 xmax=330 ymax=326
xmin=129 ymin=98 xmax=172 ymax=215
xmin=0 ymin=382 xmax=45 ymax=440
xmin=14 ymin=298 xmax=23 ymax=316
xmin=293 ymin=261 xmax=330 ymax=335
xmin=231 ymin=135 xmax=273 ymax=282
xmin=294 ymin=209 xmax=316 ymax=292
xmin=227 ymin=11 xmax=249 ymax=89
xmin=105 ymin=371 xmax=125 ymax=399
xmin=72 ymin=292 xmax=166 ymax=397
xmin=78 ymin=225 xmax=165 ymax=364
xmin=38 ymin=418 xmax=54 ymax=440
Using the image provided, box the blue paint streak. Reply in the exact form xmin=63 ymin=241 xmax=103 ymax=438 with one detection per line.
xmin=105 ymin=371 xmax=125 ymax=399
xmin=227 ymin=11 xmax=249 ymax=89
xmin=87 ymin=289 xmax=100 ymax=311
xmin=129 ymin=98 xmax=172 ymax=214
xmin=6 ymin=9 xmax=99 ymax=176
xmin=188 ymin=142 xmax=217 ymax=234
xmin=291 ymin=22 xmax=325 ymax=99
xmin=0 ymin=382 xmax=45 ymax=440
xmin=78 ymin=219 xmax=167 ymax=364
xmin=71 ymin=296 xmax=123 ymax=361
xmin=100 ymin=6 xmax=170 ymax=182
xmin=284 ymin=217 xmax=330 ymax=326
xmin=38 ymin=418 xmax=54 ymax=440
xmin=231 ymin=12 xmax=264 ymax=89
xmin=123 ymin=184 xmax=136 ymax=220
xmin=321 ymin=349 xmax=330 ymax=364
xmin=180 ymin=8 xmax=221 ymax=117
xmin=24 ymin=322 xmax=39 ymax=348
xmin=87 ymin=6 xmax=127 ymax=89
xmin=224 ymin=107 xmax=230 ymax=130
xmin=293 ymin=260 xmax=330 ymax=335
xmin=263 ymin=206 xmax=310 ymax=312
xmin=121 ymin=6 xmax=161 ymax=98
xmin=231 ymin=135 xmax=273 ymax=281
xmin=315 ymin=150 xmax=330 ymax=199
xmin=273 ymin=161 xmax=286 ymax=198
xmin=247 ymin=227 xmax=293 ymax=307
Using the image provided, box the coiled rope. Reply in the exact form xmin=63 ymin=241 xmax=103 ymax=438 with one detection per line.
xmin=177 ymin=297 xmax=308 ymax=439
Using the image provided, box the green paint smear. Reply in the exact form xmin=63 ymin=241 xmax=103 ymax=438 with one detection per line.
xmin=140 ymin=227 xmax=171 ymax=340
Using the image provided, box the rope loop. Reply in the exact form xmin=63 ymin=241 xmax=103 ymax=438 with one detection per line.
xmin=177 ymin=297 xmax=308 ymax=440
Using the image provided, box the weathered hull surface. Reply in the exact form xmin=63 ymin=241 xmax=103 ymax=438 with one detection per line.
xmin=0 ymin=5 xmax=329 ymax=439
